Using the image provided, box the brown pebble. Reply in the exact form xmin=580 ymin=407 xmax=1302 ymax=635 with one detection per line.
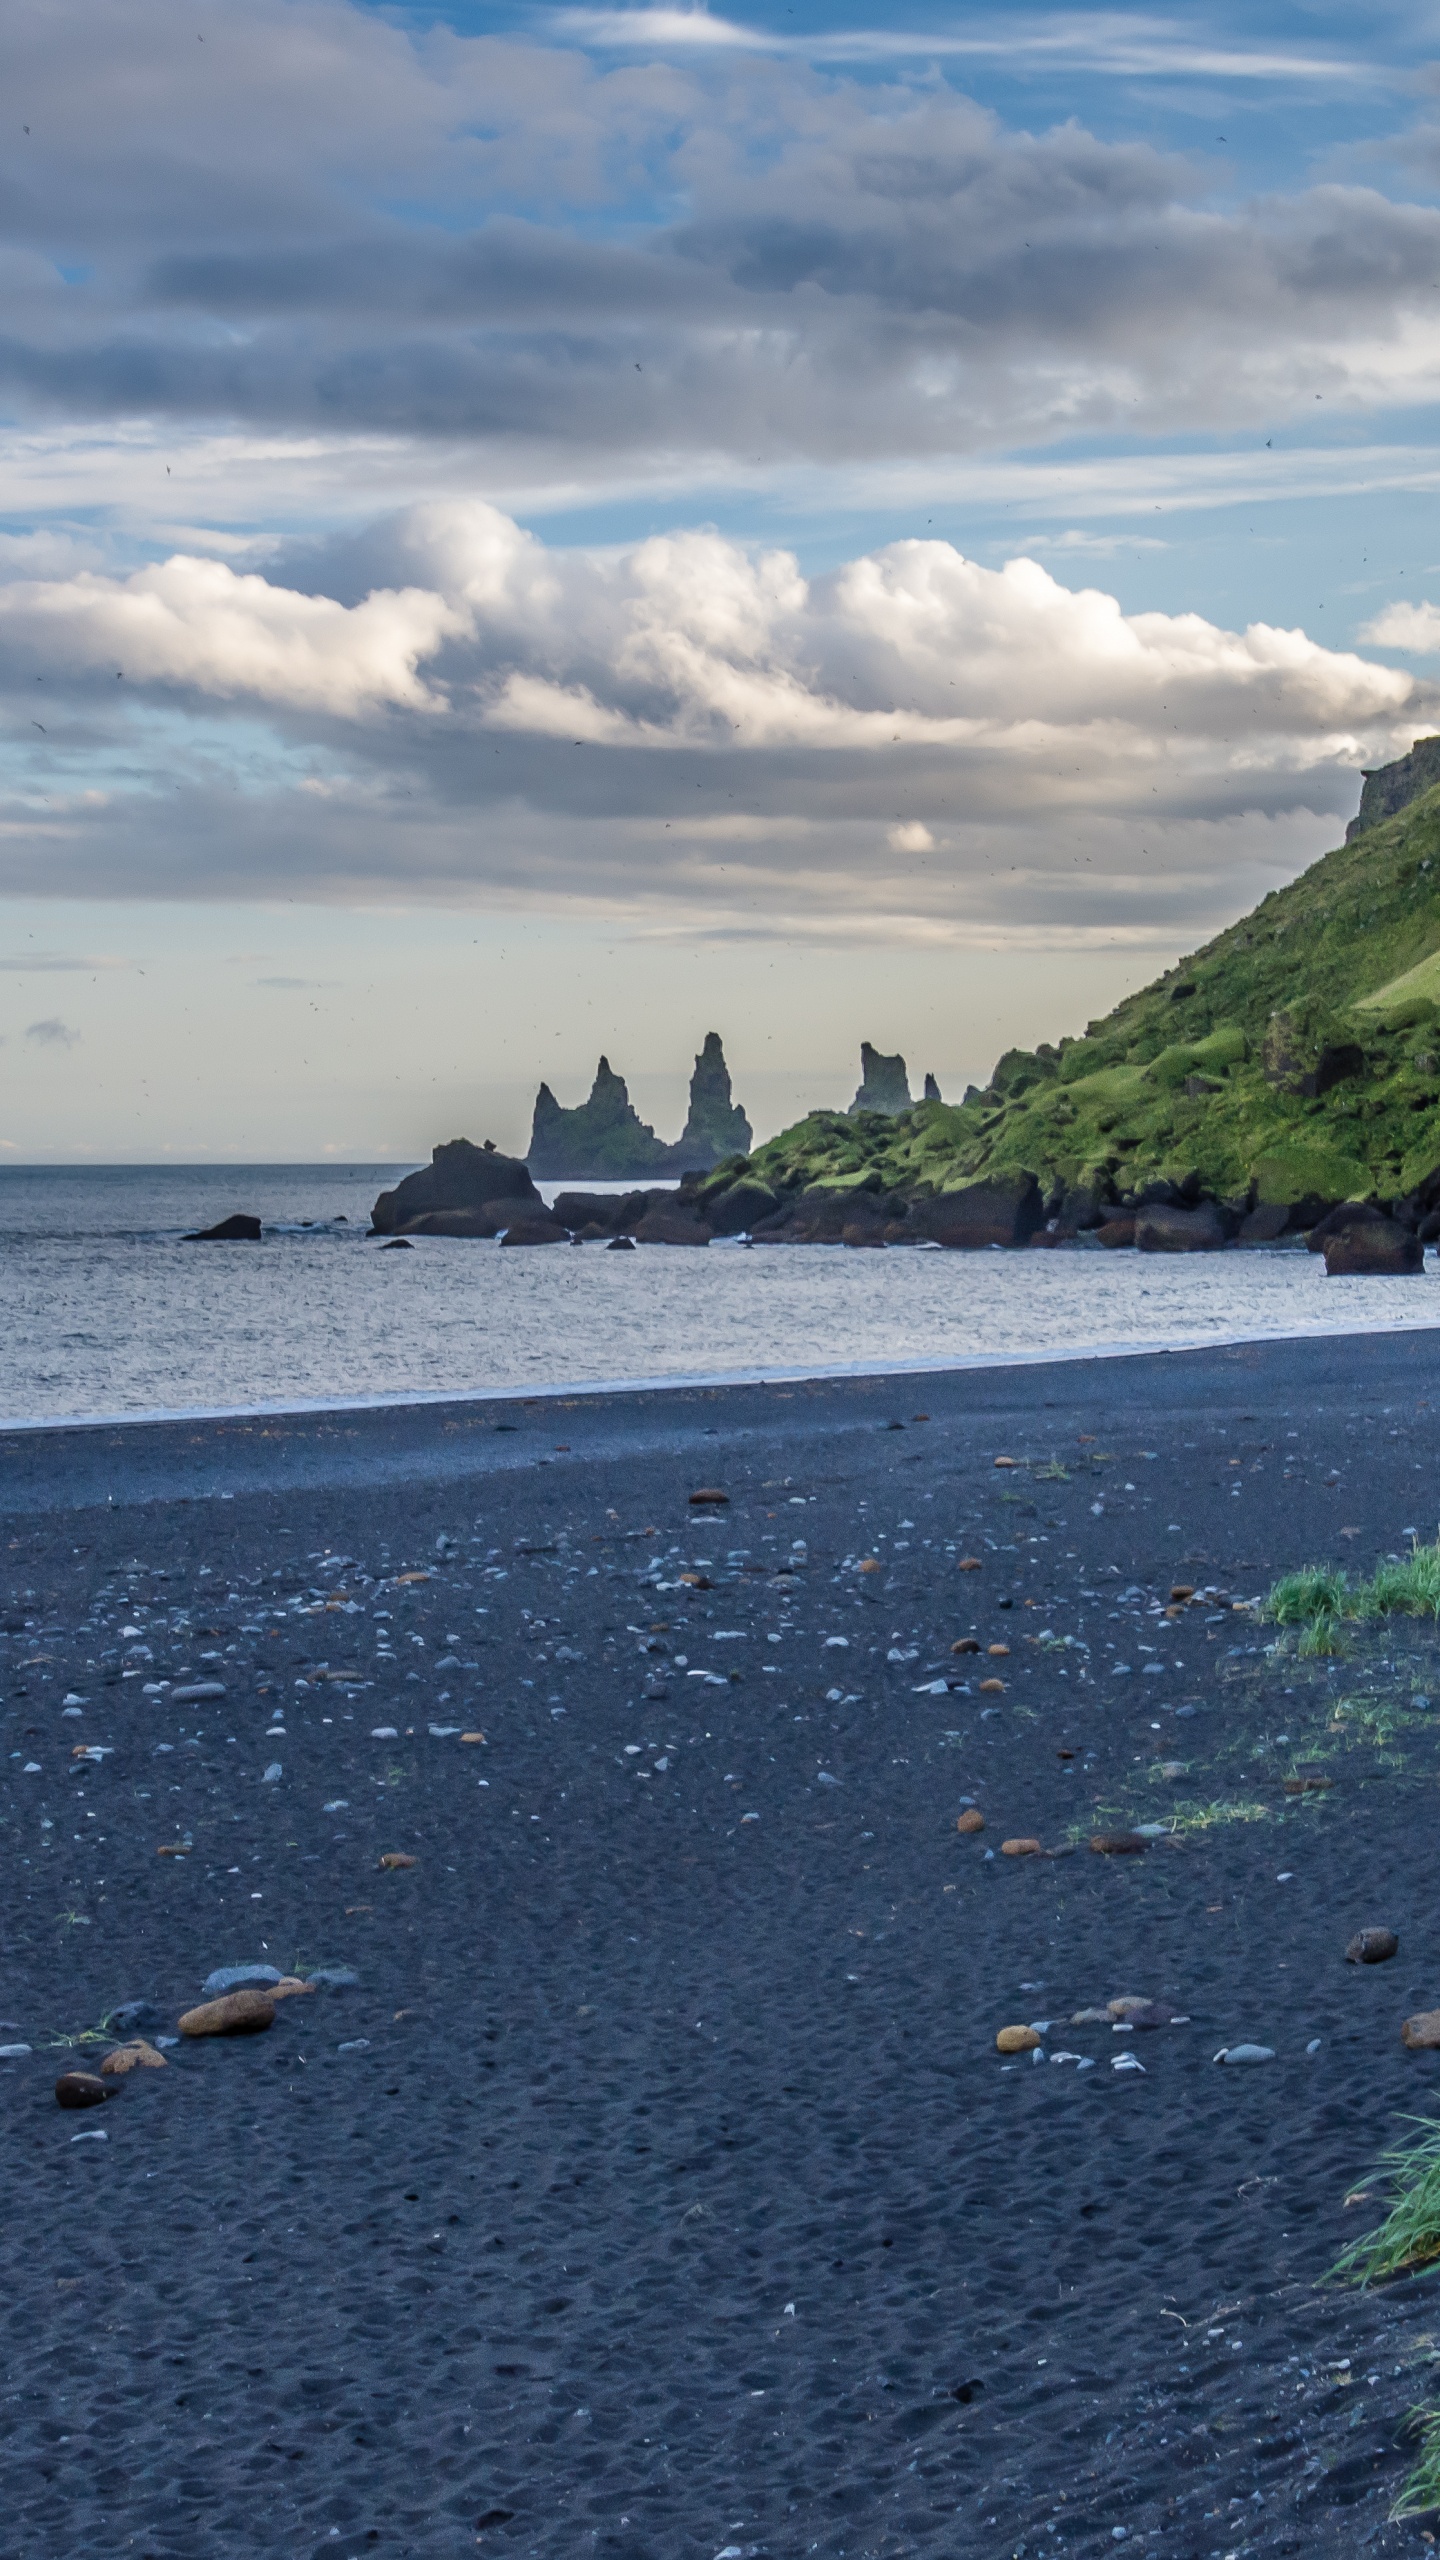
xmin=688 ymin=1488 xmax=729 ymax=1506
xmin=155 ymin=1844 xmax=189 ymax=1857
xmin=459 ymin=1732 xmax=486 ymax=1744
xmin=993 ymin=1456 xmax=1018 ymax=1469
xmin=996 ymin=2024 xmax=1041 ymax=2053
xmin=1169 ymin=1584 xmax=1195 ymax=1602
xmin=951 ymin=1637 xmax=980 ymax=1654
xmin=1346 ymin=1927 xmax=1399 ymax=1964
xmin=380 ymin=1851 xmax=417 ymax=1870
xmin=178 ymin=1988 xmax=276 ymax=2038
xmin=978 ymin=1677 xmax=1006 ymax=1694
xmin=1284 ymin=1774 xmax=1334 ymax=1795
xmin=55 ymin=2071 xmax=111 ymax=2109
xmin=1070 ymin=2007 xmax=1113 ymax=2025
xmin=957 ymin=1557 xmax=983 ymax=1572
xmin=269 ymin=1977 xmax=316 ymax=2003
xmin=100 ymin=2040 xmax=167 ymax=2076
xmin=1001 ymin=1837 xmax=1042 ymax=1857
xmin=1109 ymin=1998 xmax=1179 ymax=2029
xmin=956 ymin=1809 xmax=985 ymax=1834
xmin=1090 ymin=1832 xmax=1147 ymax=1856
xmin=987 ymin=1643 xmax=1010 ymax=1657
xmin=1403 ymin=2011 xmax=1440 ymax=2050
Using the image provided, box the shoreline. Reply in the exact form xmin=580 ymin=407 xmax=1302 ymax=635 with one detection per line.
xmin=7 ymin=1302 xmax=1440 ymax=1440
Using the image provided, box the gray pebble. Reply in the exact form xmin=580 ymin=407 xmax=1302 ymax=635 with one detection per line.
xmin=202 ymin=1964 xmax=283 ymax=1995
xmin=1214 ymin=2043 xmax=1275 ymax=2065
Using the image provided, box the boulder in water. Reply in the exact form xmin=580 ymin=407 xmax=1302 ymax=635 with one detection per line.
xmin=372 ymin=1139 xmax=539 ymax=1236
xmin=183 ymin=1213 xmax=262 ymax=1242
xmin=1324 ymin=1217 xmax=1423 ymax=1275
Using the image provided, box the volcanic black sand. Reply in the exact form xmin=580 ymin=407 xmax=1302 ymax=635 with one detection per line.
xmin=8 ymin=1334 xmax=1440 ymax=2560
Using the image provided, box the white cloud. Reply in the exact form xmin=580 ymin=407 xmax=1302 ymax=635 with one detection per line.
xmin=24 ymin=1015 xmax=79 ymax=1045
xmin=1360 ymin=598 xmax=1440 ymax=652
xmin=888 ymin=821 xmax=935 ymax=852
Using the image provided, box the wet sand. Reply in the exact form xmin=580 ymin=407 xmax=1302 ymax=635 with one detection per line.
xmin=5 ymin=1332 xmax=1440 ymax=2559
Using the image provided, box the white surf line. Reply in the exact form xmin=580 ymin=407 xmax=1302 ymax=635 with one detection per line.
xmin=5 ymin=1307 xmax=1440 ymax=1435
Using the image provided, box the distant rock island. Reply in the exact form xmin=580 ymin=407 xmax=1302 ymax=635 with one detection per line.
xmin=527 ymin=1032 xmax=752 ymax=1178
xmin=846 ymin=1044 xmax=941 ymax=1115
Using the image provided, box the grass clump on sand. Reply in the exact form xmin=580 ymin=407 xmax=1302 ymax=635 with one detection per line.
xmin=1265 ymin=1536 xmax=1440 ymax=1630
xmin=1334 ymin=2120 xmax=1440 ymax=2515
xmin=1335 ymin=2119 xmax=1440 ymax=2287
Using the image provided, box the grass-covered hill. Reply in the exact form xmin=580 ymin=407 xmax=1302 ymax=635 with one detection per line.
xmin=723 ymin=765 xmax=1440 ymax=1218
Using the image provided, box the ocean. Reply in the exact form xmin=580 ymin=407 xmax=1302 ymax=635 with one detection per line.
xmin=4 ymin=1161 xmax=1439 ymax=1426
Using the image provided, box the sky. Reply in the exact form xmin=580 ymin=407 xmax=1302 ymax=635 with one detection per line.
xmin=7 ymin=0 xmax=1440 ymax=1159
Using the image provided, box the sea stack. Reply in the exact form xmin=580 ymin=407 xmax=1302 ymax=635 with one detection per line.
xmin=526 ymin=1036 xmax=752 ymax=1178
xmin=848 ymin=1042 xmax=913 ymax=1117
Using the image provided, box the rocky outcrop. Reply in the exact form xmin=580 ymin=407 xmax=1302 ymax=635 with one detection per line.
xmin=183 ymin=1213 xmax=261 ymax=1241
xmin=674 ymin=1031 xmax=752 ymax=1163
xmin=1347 ymin=733 xmax=1440 ymax=840
xmin=527 ymin=1036 xmax=752 ymax=1178
xmin=923 ymin=1072 xmax=941 ymax=1102
xmin=1323 ymin=1217 xmax=1423 ymax=1275
xmin=498 ymin=1213 xmax=569 ymax=1247
xmin=848 ymin=1042 xmax=912 ymax=1117
xmin=372 ymin=1140 xmax=539 ymax=1236
xmin=632 ymin=1202 xmax=711 ymax=1246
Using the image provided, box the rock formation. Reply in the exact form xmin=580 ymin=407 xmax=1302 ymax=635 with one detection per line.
xmin=847 ymin=1043 xmax=912 ymax=1116
xmin=371 ymin=1139 xmax=540 ymax=1236
xmin=526 ymin=1035 xmax=751 ymax=1178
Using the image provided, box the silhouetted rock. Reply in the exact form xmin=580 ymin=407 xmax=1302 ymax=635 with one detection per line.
xmin=372 ymin=1140 xmax=538 ymax=1236
xmin=1238 ymin=1202 xmax=1292 ymax=1245
xmin=183 ymin=1213 xmax=261 ymax=1242
xmin=528 ymin=1036 xmax=752 ymax=1178
xmin=702 ymin=1178 xmax=780 ymax=1236
xmin=498 ymin=1213 xmax=568 ymax=1248
xmin=633 ymin=1203 xmax=712 ymax=1246
xmin=923 ymin=1072 xmax=941 ymax=1101
xmin=848 ymin=1042 xmax=912 ymax=1117
xmin=1305 ymin=1200 xmax=1385 ymax=1254
xmin=1347 ymin=733 xmax=1440 ymax=840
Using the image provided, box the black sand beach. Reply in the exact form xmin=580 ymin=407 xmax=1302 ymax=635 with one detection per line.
xmin=7 ymin=1333 xmax=1440 ymax=2560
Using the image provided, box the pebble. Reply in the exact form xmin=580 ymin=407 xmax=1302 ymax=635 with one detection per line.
xmin=1284 ymin=1774 xmax=1334 ymax=1795
xmin=1090 ymin=1833 xmax=1147 ymax=1856
xmin=1157 ymin=1761 xmax=1188 ymax=1780
xmin=688 ymin=1488 xmax=729 ymax=1506
xmin=956 ymin=1809 xmax=985 ymax=1834
xmin=987 ymin=1643 xmax=1010 ymax=1658
xmin=1110 ymin=2000 xmax=1182 ymax=2030
xmin=996 ymin=2024 xmax=1042 ymax=2054
xmin=55 ymin=2071 xmax=112 ymax=2109
xmin=957 ymin=1556 xmax=982 ymax=1572
xmin=1214 ymin=2043 xmax=1275 ymax=2064
xmin=203 ymin=1965 xmax=282 ymax=1995
xmin=308 ymin=1967 xmax=360 ymax=1989
xmin=1345 ymin=1927 xmax=1398 ymax=1964
xmin=380 ymin=1851 xmax=417 ymax=1869
xmin=337 ymin=2038 xmax=370 ymax=2053
xmin=0 ymin=2042 xmax=32 ymax=2057
xmin=1401 ymin=2011 xmax=1440 ymax=2050
xmin=179 ymin=1988 xmax=277 ymax=2037
xmin=171 ymin=1681 xmax=227 ymax=1703
xmin=1070 ymin=2008 xmax=1113 ymax=2026
xmin=1001 ymin=1837 xmax=1042 ymax=1857
xmin=100 ymin=2040 xmax=167 ymax=2076
xmin=951 ymin=1638 xmax=980 ymax=1656
xmin=269 ymin=1977 xmax=317 ymax=2004
xmin=978 ymin=1677 xmax=1006 ymax=1695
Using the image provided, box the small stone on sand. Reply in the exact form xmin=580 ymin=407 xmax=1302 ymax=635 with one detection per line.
xmin=951 ymin=1638 xmax=980 ymax=1655
xmin=380 ymin=1852 xmax=417 ymax=1869
xmin=1090 ymin=1833 xmax=1147 ymax=1856
xmin=979 ymin=1677 xmax=1006 ymax=1694
xmin=987 ymin=1643 xmax=1010 ymax=1657
xmin=1402 ymin=2011 xmax=1440 ymax=2050
xmin=957 ymin=1557 xmax=982 ymax=1572
xmin=956 ymin=1809 xmax=985 ymax=1833
xmin=179 ymin=1989 xmax=276 ymax=2038
xmin=996 ymin=2024 xmax=1042 ymax=2053
xmin=1001 ymin=1837 xmax=1042 ymax=1857
xmin=55 ymin=2071 xmax=112 ymax=2108
xmin=688 ymin=1489 xmax=729 ymax=1507
xmin=99 ymin=2040 xmax=167 ymax=2075
xmin=1346 ymin=1927 xmax=1399 ymax=1964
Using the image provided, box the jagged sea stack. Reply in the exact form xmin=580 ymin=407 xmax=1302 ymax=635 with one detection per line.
xmin=675 ymin=1032 xmax=752 ymax=1165
xmin=848 ymin=1042 xmax=913 ymax=1116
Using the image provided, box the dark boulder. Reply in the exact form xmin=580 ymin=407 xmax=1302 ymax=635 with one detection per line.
xmin=632 ymin=1203 xmax=712 ymax=1246
xmin=552 ymin=1191 xmax=624 ymax=1234
xmin=498 ymin=1213 xmax=568 ymax=1247
xmin=919 ymin=1172 xmax=1044 ymax=1249
xmin=704 ymin=1179 xmax=780 ymax=1236
xmin=372 ymin=1139 xmax=538 ymax=1236
xmin=379 ymin=1238 xmax=413 ymax=1250
xmin=1306 ymin=1200 xmax=1384 ymax=1254
xmin=1237 ymin=1202 xmax=1292 ymax=1245
xmin=1095 ymin=1215 xmax=1138 ymax=1248
xmin=1053 ymin=1184 xmax=1110 ymax=1236
xmin=606 ymin=1235 xmax=636 ymax=1251
xmin=1136 ymin=1201 xmax=1231 ymax=1253
xmin=183 ymin=1213 xmax=261 ymax=1242
xmin=1324 ymin=1218 xmax=1424 ymax=1276
xmin=398 ymin=1205 xmax=510 ymax=1239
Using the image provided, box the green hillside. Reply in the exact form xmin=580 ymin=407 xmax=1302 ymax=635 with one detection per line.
xmin=734 ymin=776 xmax=1440 ymax=1214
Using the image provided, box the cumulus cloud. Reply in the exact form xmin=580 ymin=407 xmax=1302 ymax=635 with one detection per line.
xmin=0 ymin=500 xmax=1428 ymax=947
xmin=1360 ymin=599 xmax=1440 ymax=652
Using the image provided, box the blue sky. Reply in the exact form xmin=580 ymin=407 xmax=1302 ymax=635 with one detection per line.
xmin=4 ymin=0 xmax=1440 ymax=1156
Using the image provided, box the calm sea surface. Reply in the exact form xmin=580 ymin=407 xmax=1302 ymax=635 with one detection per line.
xmin=4 ymin=1163 xmax=1440 ymax=1425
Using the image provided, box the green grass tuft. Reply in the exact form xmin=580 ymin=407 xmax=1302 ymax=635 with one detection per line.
xmin=1267 ymin=1564 xmax=1350 ymax=1623
xmin=1296 ymin=1615 xmax=1350 ymax=1659
xmin=1334 ymin=2118 xmax=1440 ymax=2287
xmin=1392 ymin=2407 xmax=1440 ymax=2520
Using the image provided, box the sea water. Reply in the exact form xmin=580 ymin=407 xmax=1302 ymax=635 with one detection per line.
xmin=3 ymin=1161 xmax=1440 ymax=1426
